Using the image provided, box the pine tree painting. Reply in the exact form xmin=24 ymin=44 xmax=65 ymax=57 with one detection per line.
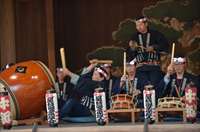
xmin=113 ymin=0 xmax=200 ymax=74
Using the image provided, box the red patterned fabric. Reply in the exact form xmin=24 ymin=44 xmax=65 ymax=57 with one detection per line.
xmin=0 ymin=92 xmax=12 ymax=128
xmin=185 ymin=86 xmax=197 ymax=120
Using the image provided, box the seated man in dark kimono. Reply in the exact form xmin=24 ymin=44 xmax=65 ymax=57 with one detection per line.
xmin=59 ymin=65 xmax=108 ymax=121
xmin=55 ymin=62 xmax=98 ymax=107
xmin=56 ymin=62 xmax=116 ymax=109
xmin=160 ymin=56 xmax=199 ymax=98
xmin=159 ymin=55 xmax=200 ymax=121
xmin=98 ymin=63 xmax=118 ymax=109
xmin=112 ymin=61 xmax=142 ymax=107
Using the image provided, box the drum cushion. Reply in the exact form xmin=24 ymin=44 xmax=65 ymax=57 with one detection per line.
xmin=62 ymin=116 xmax=96 ymax=123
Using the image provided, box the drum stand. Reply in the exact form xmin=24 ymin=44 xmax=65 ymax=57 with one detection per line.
xmin=106 ymin=108 xmax=144 ymax=124
xmin=156 ymin=97 xmax=186 ymax=123
xmin=12 ymin=111 xmax=47 ymax=126
xmin=155 ymin=107 xmax=186 ymax=123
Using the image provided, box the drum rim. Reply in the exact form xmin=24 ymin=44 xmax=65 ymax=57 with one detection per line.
xmin=34 ymin=61 xmax=56 ymax=87
xmin=0 ymin=79 xmax=20 ymax=119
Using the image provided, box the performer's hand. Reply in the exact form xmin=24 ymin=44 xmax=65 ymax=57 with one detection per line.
xmin=120 ymin=75 xmax=128 ymax=87
xmin=146 ymin=46 xmax=154 ymax=52
xmin=56 ymin=68 xmax=65 ymax=83
xmin=166 ymin=64 xmax=174 ymax=76
xmin=120 ymin=75 xmax=128 ymax=82
xmin=129 ymin=40 xmax=138 ymax=49
xmin=56 ymin=67 xmax=73 ymax=83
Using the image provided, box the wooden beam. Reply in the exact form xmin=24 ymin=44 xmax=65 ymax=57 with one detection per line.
xmin=0 ymin=0 xmax=16 ymax=67
xmin=45 ymin=0 xmax=56 ymax=77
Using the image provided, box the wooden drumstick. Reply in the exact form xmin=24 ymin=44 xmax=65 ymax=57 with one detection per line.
xmin=123 ymin=52 xmax=126 ymax=76
xmin=60 ymin=48 xmax=66 ymax=69
xmin=171 ymin=43 xmax=175 ymax=64
xmin=89 ymin=60 xmax=113 ymax=64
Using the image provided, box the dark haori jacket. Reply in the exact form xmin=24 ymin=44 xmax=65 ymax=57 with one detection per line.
xmin=127 ymin=29 xmax=169 ymax=71
xmin=112 ymin=77 xmax=139 ymax=95
xmin=74 ymin=72 xmax=106 ymax=111
xmin=112 ymin=76 xmax=146 ymax=101
xmin=159 ymin=72 xmax=200 ymax=99
xmin=102 ymin=76 xmax=118 ymax=109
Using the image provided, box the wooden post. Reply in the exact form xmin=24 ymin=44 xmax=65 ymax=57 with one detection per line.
xmin=0 ymin=0 xmax=16 ymax=67
xmin=45 ymin=0 xmax=56 ymax=77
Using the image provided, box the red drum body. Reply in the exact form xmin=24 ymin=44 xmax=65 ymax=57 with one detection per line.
xmin=0 ymin=60 xmax=55 ymax=120
xmin=0 ymin=91 xmax=12 ymax=129
xmin=111 ymin=94 xmax=133 ymax=109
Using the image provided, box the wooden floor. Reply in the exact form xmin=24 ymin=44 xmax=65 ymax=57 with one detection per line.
xmin=1 ymin=122 xmax=200 ymax=132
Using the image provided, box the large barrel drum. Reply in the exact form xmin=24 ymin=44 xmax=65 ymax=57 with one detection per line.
xmin=0 ymin=60 xmax=55 ymax=120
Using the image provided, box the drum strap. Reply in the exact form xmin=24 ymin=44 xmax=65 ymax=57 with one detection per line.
xmin=62 ymin=82 xmax=68 ymax=100
xmin=171 ymin=78 xmax=187 ymax=97
xmin=108 ymin=79 xmax=113 ymax=108
xmin=137 ymin=33 xmax=160 ymax=64
xmin=55 ymin=82 xmax=68 ymax=100
xmin=125 ymin=79 xmax=129 ymax=94
xmin=171 ymin=79 xmax=182 ymax=97
xmin=170 ymin=79 xmax=176 ymax=96
xmin=132 ymin=78 xmax=139 ymax=106
xmin=55 ymin=83 xmax=60 ymax=98
xmin=138 ymin=33 xmax=150 ymax=51
xmin=180 ymin=78 xmax=187 ymax=96
xmin=133 ymin=78 xmax=138 ymax=90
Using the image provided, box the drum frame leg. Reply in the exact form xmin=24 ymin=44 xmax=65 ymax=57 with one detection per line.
xmin=155 ymin=108 xmax=186 ymax=123
xmin=105 ymin=108 xmax=143 ymax=124
xmin=12 ymin=111 xmax=47 ymax=126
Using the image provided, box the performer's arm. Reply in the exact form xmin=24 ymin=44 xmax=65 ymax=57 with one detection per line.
xmin=69 ymin=73 xmax=80 ymax=85
xmin=158 ymin=65 xmax=173 ymax=97
xmin=164 ymin=64 xmax=174 ymax=85
xmin=111 ymin=78 xmax=121 ymax=95
xmin=57 ymin=67 xmax=80 ymax=85
xmin=126 ymin=35 xmax=139 ymax=60
xmin=81 ymin=62 xmax=97 ymax=75
xmin=76 ymin=73 xmax=98 ymax=95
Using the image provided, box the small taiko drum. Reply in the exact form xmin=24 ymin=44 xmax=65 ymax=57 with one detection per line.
xmin=0 ymin=60 xmax=55 ymax=120
xmin=157 ymin=97 xmax=185 ymax=109
xmin=157 ymin=97 xmax=185 ymax=118
xmin=111 ymin=94 xmax=133 ymax=109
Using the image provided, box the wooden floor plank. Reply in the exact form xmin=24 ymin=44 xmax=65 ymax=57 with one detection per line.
xmin=1 ymin=123 xmax=200 ymax=132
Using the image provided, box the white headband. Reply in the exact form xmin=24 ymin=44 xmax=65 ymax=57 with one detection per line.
xmin=129 ymin=58 xmax=136 ymax=65
xmin=101 ymin=64 xmax=111 ymax=67
xmin=173 ymin=57 xmax=186 ymax=64
xmin=136 ymin=18 xmax=147 ymax=23
xmin=95 ymin=67 xmax=108 ymax=78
